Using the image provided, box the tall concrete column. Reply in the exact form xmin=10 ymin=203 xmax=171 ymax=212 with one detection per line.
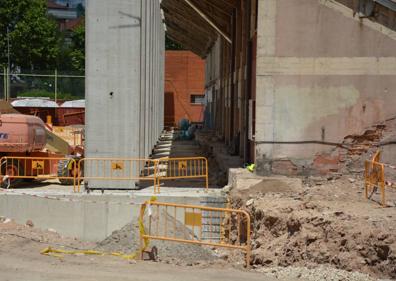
xmin=255 ymin=0 xmax=276 ymax=175
xmin=86 ymin=0 xmax=165 ymax=189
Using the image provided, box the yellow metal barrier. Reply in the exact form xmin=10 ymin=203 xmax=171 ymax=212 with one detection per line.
xmin=139 ymin=200 xmax=251 ymax=268
xmin=0 ymin=156 xmax=77 ymax=189
xmin=52 ymin=126 xmax=84 ymax=147
xmin=0 ymin=156 xmax=211 ymax=194
xmin=365 ymin=151 xmax=386 ymax=207
xmin=77 ymin=158 xmax=158 ymax=193
xmin=156 ymin=157 xmax=208 ymax=193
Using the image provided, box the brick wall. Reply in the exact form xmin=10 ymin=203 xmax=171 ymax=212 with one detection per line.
xmin=165 ymin=51 xmax=205 ymax=127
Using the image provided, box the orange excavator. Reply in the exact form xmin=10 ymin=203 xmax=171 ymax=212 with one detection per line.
xmin=0 ymin=101 xmax=84 ymax=188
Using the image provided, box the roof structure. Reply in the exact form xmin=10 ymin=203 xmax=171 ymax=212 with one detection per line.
xmin=47 ymin=0 xmax=69 ymax=10
xmin=161 ymin=0 xmax=238 ymax=58
xmin=11 ymin=99 xmax=59 ymax=108
xmin=64 ymin=16 xmax=84 ymax=31
xmin=162 ymin=0 xmax=396 ymax=58
xmin=61 ymin=99 xmax=85 ymax=108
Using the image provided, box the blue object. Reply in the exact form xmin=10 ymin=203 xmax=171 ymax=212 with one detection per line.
xmin=179 ymin=118 xmax=190 ymax=131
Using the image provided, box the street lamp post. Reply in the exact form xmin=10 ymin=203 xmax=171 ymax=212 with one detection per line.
xmin=6 ymin=26 xmax=11 ymax=101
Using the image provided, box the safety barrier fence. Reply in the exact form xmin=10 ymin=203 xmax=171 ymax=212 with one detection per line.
xmin=139 ymin=200 xmax=251 ymax=267
xmin=0 ymin=156 xmax=77 ymax=189
xmin=365 ymin=160 xmax=385 ymax=206
xmin=0 ymin=156 xmax=210 ymax=194
xmin=77 ymin=158 xmax=158 ymax=193
xmin=1 ymin=67 xmax=85 ymax=102
xmin=364 ymin=150 xmax=395 ymax=207
xmin=52 ymin=126 xmax=84 ymax=147
xmin=156 ymin=157 xmax=208 ymax=193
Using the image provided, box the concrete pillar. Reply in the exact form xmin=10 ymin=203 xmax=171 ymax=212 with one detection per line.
xmin=255 ymin=0 xmax=276 ymax=175
xmin=86 ymin=0 xmax=165 ymax=189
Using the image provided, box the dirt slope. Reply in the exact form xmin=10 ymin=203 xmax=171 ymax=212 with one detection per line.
xmin=230 ymin=176 xmax=396 ymax=279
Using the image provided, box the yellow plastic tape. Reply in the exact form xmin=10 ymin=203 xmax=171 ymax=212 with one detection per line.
xmin=40 ymin=247 xmax=137 ymax=260
xmin=139 ymin=196 xmax=158 ymax=252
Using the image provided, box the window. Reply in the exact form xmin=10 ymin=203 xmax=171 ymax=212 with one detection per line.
xmin=190 ymin=94 xmax=205 ymax=105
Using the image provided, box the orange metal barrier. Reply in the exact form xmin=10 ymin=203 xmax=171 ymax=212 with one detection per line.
xmin=0 ymin=156 xmax=77 ymax=189
xmin=139 ymin=200 xmax=251 ymax=267
xmin=156 ymin=157 xmax=208 ymax=193
xmin=0 ymin=156 xmax=211 ymax=194
xmin=52 ymin=126 xmax=84 ymax=147
xmin=365 ymin=151 xmax=386 ymax=207
xmin=77 ymin=158 xmax=158 ymax=193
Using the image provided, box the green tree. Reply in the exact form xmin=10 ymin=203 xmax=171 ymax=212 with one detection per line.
xmin=56 ymin=21 xmax=85 ymax=98
xmin=0 ymin=0 xmax=60 ymax=70
xmin=76 ymin=3 xmax=85 ymax=17
xmin=57 ymin=19 xmax=85 ymax=72
xmin=69 ymin=23 xmax=85 ymax=72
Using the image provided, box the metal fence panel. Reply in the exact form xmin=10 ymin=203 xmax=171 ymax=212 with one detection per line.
xmin=0 ymin=156 xmax=77 ymax=190
xmin=78 ymin=158 xmax=158 ymax=192
xmin=364 ymin=150 xmax=386 ymax=206
xmin=139 ymin=200 xmax=251 ymax=267
xmin=1 ymin=69 xmax=84 ymax=101
xmin=156 ymin=157 xmax=209 ymax=193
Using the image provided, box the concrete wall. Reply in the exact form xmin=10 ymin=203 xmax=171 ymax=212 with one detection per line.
xmin=0 ymin=192 xmax=224 ymax=241
xmin=205 ymin=38 xmax=221 ymax=85
xmin=204 ymin=38 xmax=222 ymax=130
xmin=255 ymin=0 xmax=396 ymax=175
xmin=0 ymin=194 xmax=138 ymax=241
xmin=86 ymin=0 xmax=164 ymax=188
xmin=164 ymin=51 xmax=205 ymax=126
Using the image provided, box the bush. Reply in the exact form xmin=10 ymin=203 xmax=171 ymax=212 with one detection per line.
xmin=17 ymin=89 xmax=77 ymax=100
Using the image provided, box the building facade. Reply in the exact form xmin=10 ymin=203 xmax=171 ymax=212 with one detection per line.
xmin=47 ymin=0 xmax=78 ymax=31
xmin=164 ymin=51 xmax=205 ymax=127
xmin=162 ymin=0 xmax=396 ymax=175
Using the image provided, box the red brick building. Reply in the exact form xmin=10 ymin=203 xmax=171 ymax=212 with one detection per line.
xmin=164 ymin=51 xmax=205 ymax=127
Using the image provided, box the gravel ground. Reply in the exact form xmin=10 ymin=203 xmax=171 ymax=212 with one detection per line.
xmin=96 ymin=215 xmax=216 ymax=265
xmin=1 ymin=216 xmax=392 ymax=280
xmin=257 ymin=266 xmax=381 ymax=281
xmin=0 ymin=220 xmax=270 ymax=281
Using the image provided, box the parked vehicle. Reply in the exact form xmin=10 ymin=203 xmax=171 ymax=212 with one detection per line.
xmin=0 ymin=108 xmax=83 ymax=188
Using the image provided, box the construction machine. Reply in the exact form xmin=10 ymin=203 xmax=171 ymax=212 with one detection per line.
xmin=0 ymin=101 xmax=83 ymax=188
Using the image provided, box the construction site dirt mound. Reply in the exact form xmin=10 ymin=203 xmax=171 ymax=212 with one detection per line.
xmin=96 ymin=220 xmax=217 ymax=265
xmin=228 ymin=176 xmax=396 ymax=280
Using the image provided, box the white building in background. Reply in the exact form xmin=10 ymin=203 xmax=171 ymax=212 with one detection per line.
xmin=11 ymin=99 xmax=59 ymax=108
xmin=61 ymin=100 xmax=85 ymax=108
xmin=47 ymin=1 xmax=77 ymax=20
xmin=55 ymin=0 xmax=85 ymax=8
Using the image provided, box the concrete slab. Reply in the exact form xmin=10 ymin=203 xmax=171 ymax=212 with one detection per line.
xmin=0 ymin=183 xmax=224 ymax=242
xmin=227 ymin=168 xmax=304 ymax=201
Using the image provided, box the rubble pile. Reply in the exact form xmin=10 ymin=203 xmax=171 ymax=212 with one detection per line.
xmin=228 ymin=175 xmax=396 ymax=279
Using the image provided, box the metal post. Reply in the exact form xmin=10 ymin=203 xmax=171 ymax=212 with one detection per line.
xmin=3 ymin=67 xmax=6 ymax=100
xmin=5 ymin=67 xmax=9 ymax=101
xmin=6 ymin=27 xmax=11 ymax=101
xmin=54 ymin=69 xmax=58 ymax=102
